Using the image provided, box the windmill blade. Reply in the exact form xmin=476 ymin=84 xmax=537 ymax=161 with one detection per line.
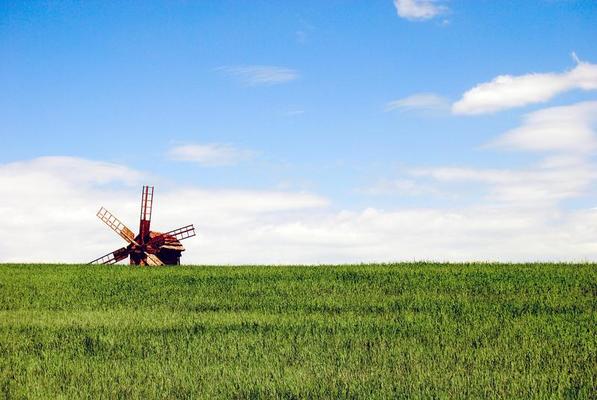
xmin=138 ymin=186 xmax=154 ymax=244
xmin=144 ymin=252 xmax=164 ymax=266
xmin=89 ymin=247 xmax=130 ymax=265
xmin=97 ymin=207 xmax=137 ymax=244
xmin=147 ymin=224 xmax=196 ymax=247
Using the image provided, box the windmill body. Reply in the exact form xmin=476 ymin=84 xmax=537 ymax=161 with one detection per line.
xmin=90 ymin=186 xmax=196 ymax=266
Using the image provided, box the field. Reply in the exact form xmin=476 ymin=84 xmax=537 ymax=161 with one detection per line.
xmin=0 ymin=263 xmax=595 ymax=399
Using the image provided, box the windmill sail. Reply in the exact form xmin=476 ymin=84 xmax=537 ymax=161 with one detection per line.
xmin=89 ymin=247 xmax=130 ymax=265
xmin=89 ymin=186 xmax=196 ymax=265
xmin=138 ymin=185 xmax=154 ymax=244
xmin=147 ymin=225 xmax=196 ymax=248
xmin=96 ymin=207 xmax=137 ymax=244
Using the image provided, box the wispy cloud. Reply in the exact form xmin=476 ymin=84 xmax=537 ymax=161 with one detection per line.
xmin=0 ymin=156 xmax=144 ymax=187
xmin=453 ymin=56 xmax=597 ymax=115
xmin=360 ymin=178 xmax=444 ymax=197
xmin=217 ymin=65 xmax=299 ymax=86
xmin=167 ymin=143 xmax=256 ymax=166
xmin=411 ymin=158 xmax=596 ymax=206
xmin=385 ymin=93 xmax=449 ymax=112
xmin=487 ymin=101 xmax=597 ymax=153
xmin=407 ymin=100 xmax=597 ymax=205
xmin=393 ymin=0 xmax=447 ymax=21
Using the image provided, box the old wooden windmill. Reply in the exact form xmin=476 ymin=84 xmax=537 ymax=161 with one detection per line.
xmin=89 ymin=186 xmax=196 ymax=265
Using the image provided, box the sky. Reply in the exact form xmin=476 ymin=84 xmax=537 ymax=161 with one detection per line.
xmin=1 ymin=0 xmax=597 ymax=264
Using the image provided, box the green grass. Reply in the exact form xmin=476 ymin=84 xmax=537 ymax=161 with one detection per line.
xmin=0 ymin=263 xmax=595 ymax=399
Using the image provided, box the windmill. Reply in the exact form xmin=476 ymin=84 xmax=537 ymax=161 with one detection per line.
xmin=89 ymin=186 xmax=196 ymax=265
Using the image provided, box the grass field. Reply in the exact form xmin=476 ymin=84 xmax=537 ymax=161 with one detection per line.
xmin=0 ymin=263 xmax=595 ymax=399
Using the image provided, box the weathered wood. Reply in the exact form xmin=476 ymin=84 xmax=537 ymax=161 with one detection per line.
xmin=89 ymin=186 xmax=196 ymax=266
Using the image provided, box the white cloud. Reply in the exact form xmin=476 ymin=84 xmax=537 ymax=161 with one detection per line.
xmin=408 ymin=101 xmax=597 ymax=205
xmin=0 ymin=156 xmax=143 ymax=187
xmin=361 ymin=178 xmax=443 ymax=196
xmin=488 ymin=101 xmax=597 ymax=153
xmin=385 ymin=93 xmax=448 ymax=112
xmin=393 ymin=0 xmax=447 ymax=21
xmin=0 ymin=156 xmax=328 ymax=264
xmin=217 ymin=65 xmax=299 ymax=86
xmin=167 ymin=143 xmax=255 ymax=166
xmin=254 ymin=206 xmax=597 ymax=262
xmin=3 ymin=156 xmax=597 ymax=264
xmin=453 ymin=59 xmax=597 ymax=114
xmin=411 ymin=158 xmax=596 ymax=205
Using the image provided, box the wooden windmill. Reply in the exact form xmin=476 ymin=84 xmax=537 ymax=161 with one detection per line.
xmin=89 ymin=186 xmax=196 ymax=265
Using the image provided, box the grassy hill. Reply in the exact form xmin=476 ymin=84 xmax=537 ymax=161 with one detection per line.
xmin=0 ymin=263 xmax=595 ymax=399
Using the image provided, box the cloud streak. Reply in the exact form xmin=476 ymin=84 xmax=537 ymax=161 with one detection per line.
xmin=453 ymin=59 xmax=597 ymax=114
xmin=487 ymin=101 xmax=597 ymax=153
xmin=217 ymin=65 xmax=299 ymax=86
xmin=167 ymin=143 xmax=256 ymax=166
xmin=393 ymin=0 xmax=447 ymax=21
xmin=411 ymin=158 xmax=596 ymax=206
xmin=360 ymin=178 xmax=444 ymax=197
xmin=385 ymin=93 xmax=449 ymax=112
xmin=407 ymin=100 xmax=597 ymax=205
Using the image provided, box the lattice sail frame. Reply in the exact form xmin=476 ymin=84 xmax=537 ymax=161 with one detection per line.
xmin=89 ymin=186 xmax=196 ymax=265
xmin=139 ymin=186 xmax=154 ymax=243
xmin=89 ymin=247 xmax=129 ymax=265
xmin=148 ymin=225 xmax=196 ymax=247
xmin=96 ymin=207 xmax=136 ymax=244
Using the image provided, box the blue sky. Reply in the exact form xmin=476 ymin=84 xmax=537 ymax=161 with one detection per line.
xmin=1 ymin=1 xmax=597 ymax=263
